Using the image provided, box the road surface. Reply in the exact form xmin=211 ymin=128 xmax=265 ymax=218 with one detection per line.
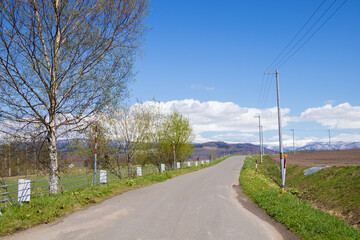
xmin=6 ymin=156 xmax=283 ymax=240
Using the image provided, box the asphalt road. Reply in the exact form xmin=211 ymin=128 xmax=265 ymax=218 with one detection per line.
xmin=6 ymin=156 xmax=283 ymax=240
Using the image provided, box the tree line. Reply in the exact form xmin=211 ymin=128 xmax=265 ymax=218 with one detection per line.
xmin=0 ymin=102 xmax=194 ymax=183
xmin=75 ymin=102 xmax=194 ymax=178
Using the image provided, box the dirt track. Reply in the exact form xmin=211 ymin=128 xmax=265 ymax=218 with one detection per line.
xmin=269 ymin=148 xmax=360 ymax=166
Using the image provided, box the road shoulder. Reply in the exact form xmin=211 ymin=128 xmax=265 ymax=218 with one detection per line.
xmin=233 ymin=184 xmax=300 ymax=240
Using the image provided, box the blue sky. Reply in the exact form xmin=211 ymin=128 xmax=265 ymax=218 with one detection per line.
xmin=130 ymin=0 xmax=360 ymax=148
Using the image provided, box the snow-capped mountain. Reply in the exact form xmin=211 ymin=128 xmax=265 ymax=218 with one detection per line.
xmin=266 ymin=141 xmax=360 ymax=152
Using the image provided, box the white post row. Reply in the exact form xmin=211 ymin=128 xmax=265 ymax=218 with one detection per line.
xmin=206 ymin=160 xmax=210 ymax=164
xmin=18 ymin=179 xmax=30 ymax=205
xmin=161 ymin=164 xmax=165 ymax=173
xmin=100 ymin=170 xmax=107 ymax=184
xmin=187 ymin=162 xmax=191 ymax=167
xmin=201 ymin=160 xmax=204 ymax=165
xmin=195 ymin=162 xmax=198 ymax=167
xmin=137 ymin=167 xmax=142 ymax=177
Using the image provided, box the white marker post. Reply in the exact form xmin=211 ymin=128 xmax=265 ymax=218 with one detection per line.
xmin=18 ymin=179 xmax=31 ymax=205
xmin=136 ymin=167 xmax=142 ymax=177
xmin=161 ymin=164 xmax=165 ymax=173
xmin=100 ymin=170 xmax=107 ymax=184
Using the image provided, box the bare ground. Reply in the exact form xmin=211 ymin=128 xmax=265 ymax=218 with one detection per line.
xmin=269 ymin=148 xmax=360 ymax=166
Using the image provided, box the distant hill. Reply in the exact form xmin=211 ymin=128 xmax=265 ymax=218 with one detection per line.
xmin=187 ymin=141 xmax=275 ymax=161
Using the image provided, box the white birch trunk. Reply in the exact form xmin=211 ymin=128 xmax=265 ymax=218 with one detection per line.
xmin=48 ymin=125 xmax=58 ymax=194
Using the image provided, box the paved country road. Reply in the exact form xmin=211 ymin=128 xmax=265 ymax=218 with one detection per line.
xmin=5 ymin=156 xmax=283 ymax=240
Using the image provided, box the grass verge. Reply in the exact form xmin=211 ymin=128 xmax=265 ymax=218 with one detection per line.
xmin=263 ymin=155 xmax=360 ymax=229
xmin=240 ymin=156 xmax=360 ymax=240
xmin=0 ymin=157 xmax=227 ymax=236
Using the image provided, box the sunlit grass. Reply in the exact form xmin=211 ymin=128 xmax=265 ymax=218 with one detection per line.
xmin=240 ymin=156 xmax=360 ymax=240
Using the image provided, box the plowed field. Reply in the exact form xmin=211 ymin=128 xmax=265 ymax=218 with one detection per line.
xmin=269 ymin=148 xmax=360 ymax=166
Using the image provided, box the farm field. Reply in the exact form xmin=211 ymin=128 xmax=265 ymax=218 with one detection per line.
xmin=269 ymin=148 xmax=360 ymax=166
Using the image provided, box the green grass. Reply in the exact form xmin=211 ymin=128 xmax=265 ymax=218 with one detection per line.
xmin=0 ymin=157 xmax=227 ymax=236
xmin=240 ymin=156 xmax=360 ymax=240
xmin=262 ymin=155 xmax=360 ymax=229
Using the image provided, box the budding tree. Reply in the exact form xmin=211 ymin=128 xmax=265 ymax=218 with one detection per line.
xmin=149 ymin=111 xmax=194 ymax=169
xmin=0 ymin=0 xmax=149 ymax=193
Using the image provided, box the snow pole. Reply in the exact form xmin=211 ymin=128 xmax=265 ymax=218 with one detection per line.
xmin=94 ymin=125 xmax=98 ymax=186
xmin=255 ymin=157 xmax=258 ymax=174
xmin=282 ymin=154 xmax=287 ymax=194
xmin=173 ymin=141 xmax=176 ymax=169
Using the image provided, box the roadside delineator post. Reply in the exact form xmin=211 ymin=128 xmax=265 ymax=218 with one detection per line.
xmin=255 ymin=157 xmax=258 ymax=174
xmin=282 ymin=154 xmax=288 ymax=194
xmin=173 ymin=141 xmax=176 ymax=169
xmin=94 ymin=125 xmax=98 ymax=186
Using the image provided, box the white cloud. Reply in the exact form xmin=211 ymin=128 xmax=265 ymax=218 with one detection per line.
xmin=137 ymin=100 xmax=360 ymax=144
xmin=147 ymin=99 xmax=291 ymax=133
xmin=294 ymin=103 xmax=360 ymax=129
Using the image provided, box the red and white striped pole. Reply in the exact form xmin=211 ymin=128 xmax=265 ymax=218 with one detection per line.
xmin=282 ymin=154 xmax=287 ymax=194
xmin=173 ymin=141 xmax=176 ymax=169
xmin=255 ymin=157 xmax=258 ymax=174
xmin=94 ymin=125 xmax=98 ymax=186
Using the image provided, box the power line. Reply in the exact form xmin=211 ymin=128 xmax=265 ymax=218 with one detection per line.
xmin=264 ymin=0 xmax=328 ymax=72
xmin=271 ymin=0 xmax=339 ymax=70
xmin=277 ymin=0 xmax=348 ymax=69
xmin=265 ymin=0 xmax=347 ymax=71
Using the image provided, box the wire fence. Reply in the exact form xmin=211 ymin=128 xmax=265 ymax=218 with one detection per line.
xmin=0 ymin=160 xmax=211 ymax=206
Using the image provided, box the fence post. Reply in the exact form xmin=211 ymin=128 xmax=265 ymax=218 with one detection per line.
xmin=100 ymin=170 xmax=107 ymax=184
xmin=18 ymin=179 xmax=30 ymax=205
xmin=136 ymin=167 xmax=142 ymax=177
xmin=176 ymin=162 xmax=180 ymax=169
xmin=195 ymin=162 xmax=198 ymax=167
xmin=201 ymin=160 xmax=204 ymax=165
xmin=187 ymin=162 xmax=191 ymax=167
xmin=160 ymin=164 xmax=165 ymax=173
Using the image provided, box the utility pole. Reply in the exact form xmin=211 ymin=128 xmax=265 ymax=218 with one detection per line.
xmin=254 ymin=115 xmax=263 ymax=164
xmin=265 ymin=69 xmax=285 ymax=194
xmin=328 ymin=130 xmax=331 ymax=150
xmin=290 ymin=129 xmax=295 ymax=154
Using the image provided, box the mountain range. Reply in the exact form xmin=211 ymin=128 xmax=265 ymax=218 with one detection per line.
xmin=266 ymin=141 xmax=360 ymax=152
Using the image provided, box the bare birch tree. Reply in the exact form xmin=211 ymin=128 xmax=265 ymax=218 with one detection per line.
xmin=107 ymin=103 xmax=154 ymax=177
xmin=0 ymin=0 xmax=149 ymax=193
